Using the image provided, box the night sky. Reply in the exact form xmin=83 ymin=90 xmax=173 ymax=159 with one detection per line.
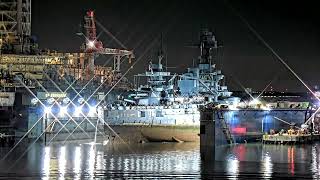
xmin=32 ymin=1 xmax=320 ymax=92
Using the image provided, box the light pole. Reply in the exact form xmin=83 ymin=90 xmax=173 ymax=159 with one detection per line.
xmin=43 ymin=112 xmax=48 ymax=145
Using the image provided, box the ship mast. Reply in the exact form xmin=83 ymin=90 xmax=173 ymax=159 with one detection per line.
xmin=198 ymin=28 xmax=218 ymax=65
xmin=158 ymin=33 xmax=164 ymax=65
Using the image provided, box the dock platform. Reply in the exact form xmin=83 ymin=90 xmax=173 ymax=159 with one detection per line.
xmin=262 ymin=134 xmax=312 ymax=144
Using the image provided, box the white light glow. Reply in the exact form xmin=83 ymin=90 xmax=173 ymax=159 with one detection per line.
xmin=42 ymin=146 xmax=50 ymax=180
xmin=249 ymin=98 xmax=260 ymax=105
xmin=44 ymin=106 xmax=51 ymax=114
xmin=87 ymin=41 xmax=95 ymax=48
xmin=74 ymin=146 xmax=81 ymax=180
xmin=62 ymin=97 xmax=70 ymax=104
xmin=226 ymin=155 xmax=239 ymax=180
xmin=31 ymin=98 xmax=38 ymax=105
xmin=311 ymin=146 xmax=320 ymax=179
xmin=261 ymin=106 xmax=271 ymax=111
xmin=77 ymin=98 xmax=85 ymax=104
xmin=229 ymin=105 xmax=239 ymax=111
xmin=88 ymin=144 xmax=95 ymax=178
xmin=97 ymin=106 xmax=103 ymax=118
xmin=88 ymin=106 xmax=96 ymax=116
xmin=74 ymin=106 xmax=82 ymax=116
xmin=59 ymin=106 xmax=67 ymax=117
xmin=261 ymin=153 xmax=273 ymax=179
xmin=46 ymin=97 xmax=55 ymax=105
xmin=96 ymin=151 xmax=105 ymax=171
xmin=103 ymin=140 xmax=109 ymax=146
xmin=58 ymin=146 xmax=66 ymax=180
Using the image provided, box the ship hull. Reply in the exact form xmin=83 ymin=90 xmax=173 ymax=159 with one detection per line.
xmin=104 ymin=124 xmax=200 ymax=143
xmin=104 ymin=108 xmax=309 ymax=144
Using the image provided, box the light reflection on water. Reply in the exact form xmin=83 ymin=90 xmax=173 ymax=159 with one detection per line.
xmin=261 ymin=152 xmax=273 ymax=179
xmin=311 ymin=146 xmax=320 ymax=179
xmin=1 ymin=142 xmax=320 ymax=178
xmin=42 ymin=146 xmax=50 ymax=180
xmin=58 ymin=146 xmax=66 ymax=180
xmin=73 ymin=146 xmax=81 ymax=180
xmin=226 ymin=155 xmax=239 ymax=179
xmin=87 ymin=144 xmax=95 ymax=179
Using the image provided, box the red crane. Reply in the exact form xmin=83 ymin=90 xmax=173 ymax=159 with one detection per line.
xmin=82 ymin=10 xmax=134 ymax=74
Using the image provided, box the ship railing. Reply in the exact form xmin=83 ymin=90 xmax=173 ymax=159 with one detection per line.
xmin=107 ymin=103 xmax=200 ymax=111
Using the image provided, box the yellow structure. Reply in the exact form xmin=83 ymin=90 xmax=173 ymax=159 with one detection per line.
xmin=0 ymin=53 xmax=115 ymax=87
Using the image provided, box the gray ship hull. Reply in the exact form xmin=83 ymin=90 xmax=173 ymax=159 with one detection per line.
xmin=104 ymin=108 xmax=308 ymax=144
xmin=104 ymin=124 xmax=200 ymax=143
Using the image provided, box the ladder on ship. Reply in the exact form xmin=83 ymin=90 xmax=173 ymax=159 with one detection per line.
xmin=217 ymin=111 xmax=234 ymax=144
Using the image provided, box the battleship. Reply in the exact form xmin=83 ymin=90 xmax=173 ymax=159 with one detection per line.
xmin=104 ymin=29 xmax=313 ymax=144
xmin=104 ymin=29 xmax=233 ymax=143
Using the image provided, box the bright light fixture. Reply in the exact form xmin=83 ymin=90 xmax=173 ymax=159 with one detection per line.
xmin=74 ymin=106 xmax=82 ymax=116
xmin=62 ymin=97 xmax=70 ymax=104
xmin=46 ymin=97 xmax=55 ymax=105
xmin=88 ymin=106 xmax=96 ymax=116
xmin=87 ymin=41 xmax=95 ymax=48
xmin=261 ymin=106 xmax=271 ymax=111
xmin=31 ymin=98 xmax=38 ymax=105
xmin=229 ymin=105 xmax=239 ymax=111
xmin=77 ymin=97 xmax=85 ymax=105
xmin=249 ymin=98 xmax=260 ymax=105
xmin=103 ymin=140 xmax=109 ymax=146
xmin=59 ymin=106 xmax=67 ymax=117
xmin=44 ymin=106 xmax=51 ymax=114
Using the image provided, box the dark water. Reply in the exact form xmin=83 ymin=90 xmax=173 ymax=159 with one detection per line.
xmin=0 ymin=141 xmax=320 ymax=179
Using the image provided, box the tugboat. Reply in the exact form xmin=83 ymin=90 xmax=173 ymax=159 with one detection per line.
xmin=104 ymin=29 xmax=232 ymax=143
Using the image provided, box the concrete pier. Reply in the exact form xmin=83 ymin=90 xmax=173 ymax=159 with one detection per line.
xmin=200 ymin=107 xmax=216 ymax=161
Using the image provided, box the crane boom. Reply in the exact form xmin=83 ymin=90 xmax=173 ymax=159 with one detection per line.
xmin=97 ymin=48 xmax=134 ymax=57
xmin=97 ymin=48 xmax=134 ymax=72
xmin=81 ymin=10 xmax=134 ymax=74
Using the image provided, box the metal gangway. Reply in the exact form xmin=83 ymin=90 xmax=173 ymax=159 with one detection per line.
xmin=217 ymin=111 xmax=234 ymax=144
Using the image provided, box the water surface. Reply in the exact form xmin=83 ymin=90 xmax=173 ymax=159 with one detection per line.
xmin=0 ymin=142 xmax=319 ymax=179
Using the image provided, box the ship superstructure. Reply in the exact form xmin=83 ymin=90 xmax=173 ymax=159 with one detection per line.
xmin=178 ymin=29 xmax=231 ymax=102
xmin=129 ymin=37 xmax=176 ymax=106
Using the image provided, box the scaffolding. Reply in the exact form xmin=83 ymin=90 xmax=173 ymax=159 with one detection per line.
xmin=0 ymin=0 xmax=32 ymax=54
